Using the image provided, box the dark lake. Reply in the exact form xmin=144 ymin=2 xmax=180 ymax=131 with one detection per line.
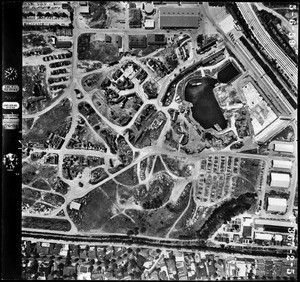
xmin=184 ymin=77 xmax=227 ymax=130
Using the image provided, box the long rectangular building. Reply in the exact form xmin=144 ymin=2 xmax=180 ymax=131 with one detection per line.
xmin=159 ymin=7 xmax=200 ymax=29
xmin=274 ymin=142 xmax=294 ymax=153
xmin=272 ymin=160 xmax=293 ymax=170
xmin=254 ymin=218 xmax=292 ymax=228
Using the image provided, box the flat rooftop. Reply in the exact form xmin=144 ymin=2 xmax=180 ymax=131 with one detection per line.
xmin=159 ymin=7 xmax=200 ymax=28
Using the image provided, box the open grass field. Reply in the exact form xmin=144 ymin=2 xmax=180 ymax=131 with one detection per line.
xmin=22 ymin=162 xmax=58 ymax=186
xmin=115 ymin=165 xmax=139 ymax=186
xmin=67 ymin=187 xmax=115 ymax=231
xmin=22 ymin=217 xmax=71 ymax=231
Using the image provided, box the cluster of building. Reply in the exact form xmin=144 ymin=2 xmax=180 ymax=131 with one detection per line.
xmin=62 ymin=154 xmax=105 ymax=181
xmin=23 ymin=2 xmax=72 ymax=27
xmin=126 ymin=104 xmax=167 ymax=148
xmin=263 ymin=142 xmax=295 ymax=214
xmin=46 ymin=123 xmax=71 ymax=150
xmin=128 ymin=34 xmax=167 ymax=49
xmin=215 ymin=214 xmax=297 ymax=250
xmin=66 ymin=119 xmax=107 ymax=153
xmin=21 ymin=240 xmax=297 ymax=280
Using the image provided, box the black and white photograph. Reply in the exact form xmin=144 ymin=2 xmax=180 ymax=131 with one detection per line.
xmin=1 ymin=1 xmax=298 ymax=280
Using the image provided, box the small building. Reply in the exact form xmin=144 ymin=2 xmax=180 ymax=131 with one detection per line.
xmin=270 ymin=172 xmax=290 ymax=188
xmin=70 ymin=201 xmax=81 ymax=210
xmin=267 ymin=197 xmax=287 ymax=213
xmin=272 ymin=159 xmax=293 ymax=170
xmin=105 ymin=34 xmax=112 ymax=43
xmin=242 ymin=226 xmax=252 ymax=238
xmin=116 ymin=35 xmax=123 ymax=48
xmin=56 ymin=41 xmax=72 ymax=49
xmin=147 ymin=34 xmax=167 ymax=45
xmin=145 ymin=19 xmax=155 ymax=29
xmin=274 ymin=142 xmax=294 ymax=153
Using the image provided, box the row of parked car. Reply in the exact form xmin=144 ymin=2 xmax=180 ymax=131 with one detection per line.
xmin=43 ymin=52 xmax=72 ymax=62
xmin=49 ymin=60 xmax=71 ymax=68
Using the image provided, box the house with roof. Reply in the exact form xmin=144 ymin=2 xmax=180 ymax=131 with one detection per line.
xmin=88 ymin=246 xmax=96 ymax=260
xmin=166 ymin=258 xmax=177 ymax=275
xmin=36 ymin=242 xmax=50 ymax=255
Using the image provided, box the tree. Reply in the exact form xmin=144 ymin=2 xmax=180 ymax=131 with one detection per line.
xmin=127 ymin=230 xmax=134 ymax=237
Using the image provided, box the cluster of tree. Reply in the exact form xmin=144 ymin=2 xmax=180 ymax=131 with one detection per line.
xmin=142 ymin=197 xmax=163 ymax=209
xmin=165 ymin=52 xmax=179 ymax=70
xmin=88 ymin=2 xmax=108 ymax=24
xmin=78 ymin=33 xmax=91 ymax=61
xmin=129 ymin=8 xmax=142 ymax=28
xmin=197 ymin=193 xmax=257 ymax=239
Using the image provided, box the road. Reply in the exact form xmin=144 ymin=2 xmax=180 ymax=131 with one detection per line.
xmin=236 ymin=2 xmax=297 ymax=88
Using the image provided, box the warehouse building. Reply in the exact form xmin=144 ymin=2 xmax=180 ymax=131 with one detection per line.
xmin=266 ymin=197 xmax=287 ymax=213
xmin=270 ymin=172 xmax=290 ymax=188
xmin=159 ymin=7 xmax=200 ymax=29
xmin=274 ymin=142 xmax=294 ymax=153
xmin=272 ymin=159 xmax=293 ymax=170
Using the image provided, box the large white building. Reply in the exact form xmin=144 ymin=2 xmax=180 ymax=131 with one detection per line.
xmin=267 ymin=197 xmax=287 ymax=213
xmin=274 ymin=142 xmax=294 ymax=153
xmin=272 ymin=160 xmax=293 ymax=170
xmin=270 ymin=172 xmax=290 ymax=188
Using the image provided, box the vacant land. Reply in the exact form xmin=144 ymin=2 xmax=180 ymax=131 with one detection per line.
xmin=31 ymin=178 xmax=51 ymax=191
xmin=78 ymin=33 xmax=121 ymax=63
xmin=23 ymin=99 xmax=72 ymax=146
xmin=82 ymin=72 xmax=104 ymax=92
xmin=239 ymin=158 xmax=264 ymax=189
xmin=22 ymin=162 xmax=58 ymax=186
xmin=134 ymin=172 xmax=174 ymax=209
xmin=152 ymin=155 xmax=166 ymax=174
xmin=81 ymin=2 xmax=108 ymax=28
xmin=115 ymin=165 xmax=139 ymax=186
xmin=22 ymin=217 xmax=71 ymax=231
xmin=271 ymin=125 xmax=295 ymax=142
xmin=161 ymin=155 xmax=194 ymax=177
xmin=42 ymin=193 xmax=65 ymax=207
xmin=22 ymin=118 xmax=34 ymax=135
xmin=67 ymin=188 xmax=114 ymax=231
xmin=23 ymin=33 xmax=47 ymax=48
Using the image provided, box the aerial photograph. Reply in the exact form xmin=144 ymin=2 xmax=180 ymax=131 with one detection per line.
xmin=21 ymin=1 xmax=297 ymax=280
